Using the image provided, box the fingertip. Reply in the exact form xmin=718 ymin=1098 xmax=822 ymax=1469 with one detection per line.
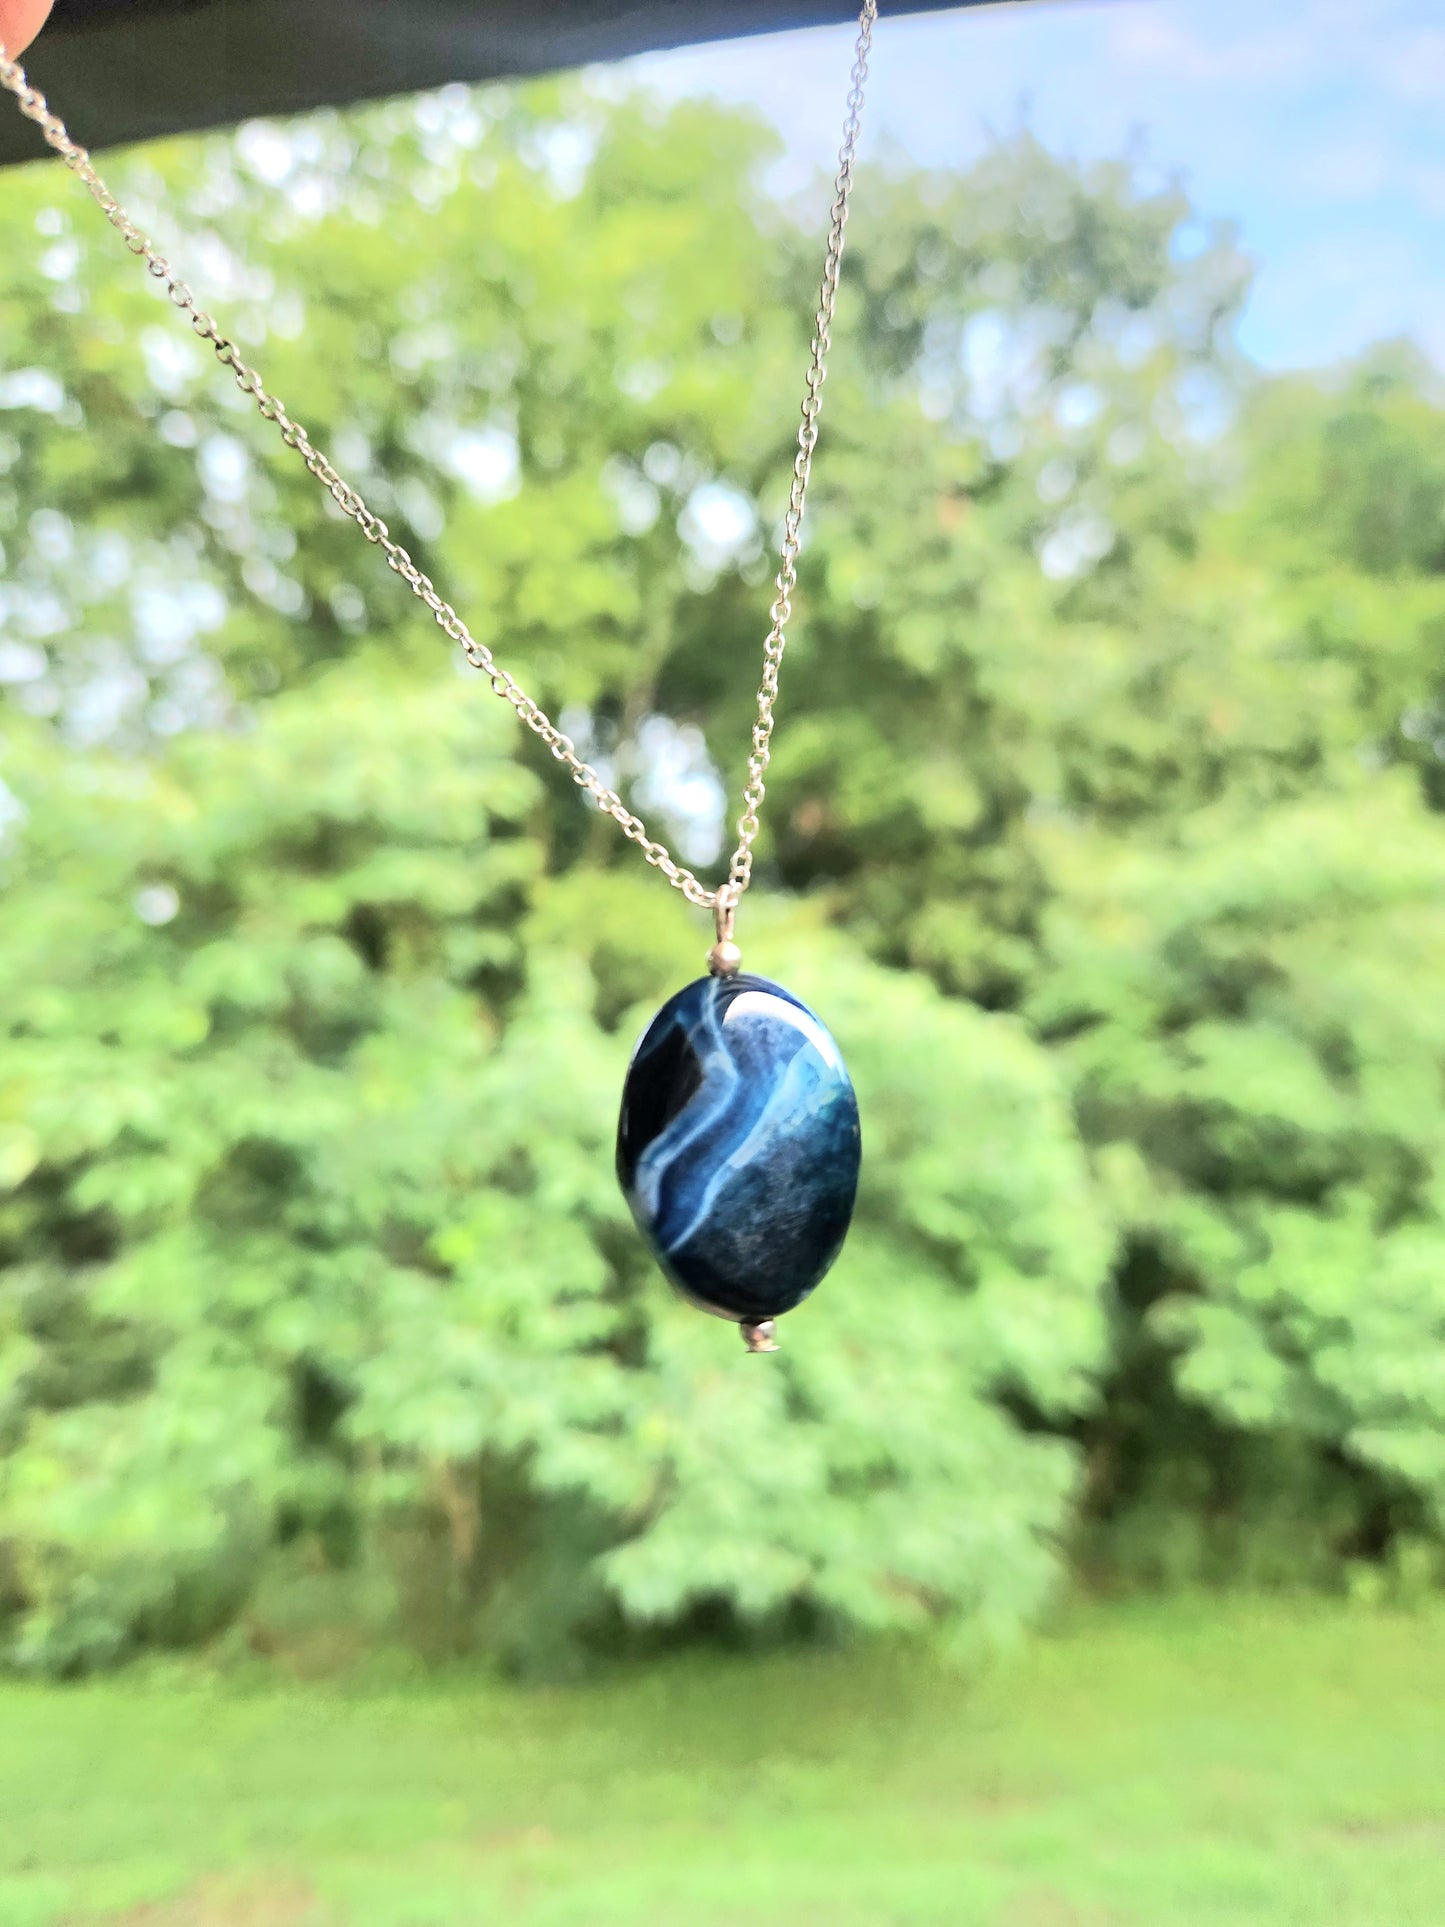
xmin=1 ymin=0 xmax=55 ymax=59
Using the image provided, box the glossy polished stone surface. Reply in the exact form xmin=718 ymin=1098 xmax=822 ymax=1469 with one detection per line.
xmin=617 ymin=972 xmax=861 ymax=1323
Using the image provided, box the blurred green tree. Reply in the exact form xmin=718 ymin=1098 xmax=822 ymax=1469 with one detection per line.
xmin=0 ymin=677 xmax=1107 ymax=1671
xmin=3 ymin=78 xmax=1445 ymax=1667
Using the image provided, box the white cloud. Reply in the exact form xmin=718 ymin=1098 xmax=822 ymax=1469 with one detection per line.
xmin=1407 ymin=161 xmax=1445 ymax=217
xmin=1104 ymin=11 xmax=1312 ymax=88
xmin=627 ymin=0 xmax=1445 ymax=373
xmin=1294 ymin=137 xmax=1398 ymax=203
xmin=1374 ymin=27 xmax=1445 ymax=104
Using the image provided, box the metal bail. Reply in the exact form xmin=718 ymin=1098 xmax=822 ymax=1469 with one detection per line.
xmin=708 ymin=887 xmax=742 ymax=978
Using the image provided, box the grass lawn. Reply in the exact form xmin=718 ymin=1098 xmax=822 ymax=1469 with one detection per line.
xmin=1 ymin=1594 xmax=1442 ymax=1925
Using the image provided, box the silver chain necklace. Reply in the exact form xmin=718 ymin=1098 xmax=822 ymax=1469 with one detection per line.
xmin=2 ymin=5 xmax=879 ymax=1351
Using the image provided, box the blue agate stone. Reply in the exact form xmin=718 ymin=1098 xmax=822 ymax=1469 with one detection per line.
xmin=616 ymin=972 xmax=861 ymax=1325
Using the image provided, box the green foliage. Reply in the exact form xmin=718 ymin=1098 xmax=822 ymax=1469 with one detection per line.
xmin=0 ymin=675 xmax=1109 ymax=1672
xmin=3 ymin=72 xmax=1445 ymax=1667
xmin=1231 ymin=343 xmax=1445 ymax=579
xmin=1035 ymin=782 xmax=1445 ymax=1581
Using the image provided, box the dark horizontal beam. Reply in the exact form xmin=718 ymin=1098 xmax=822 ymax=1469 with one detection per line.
xmin=3 ymin=0 xmax=1040 ymax=166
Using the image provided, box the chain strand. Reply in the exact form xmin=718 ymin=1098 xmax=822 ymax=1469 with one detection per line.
xmin=0 ymin=4 xmax=875 ymax=919
xmin=728 ymin=0 xmax=875 ymax=906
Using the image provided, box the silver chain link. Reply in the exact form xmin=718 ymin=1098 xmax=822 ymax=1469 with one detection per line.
xmin=0 ymin=2 xmax=876 ymax=920
xmin=727 ymin=2 xmax=876 ymax=908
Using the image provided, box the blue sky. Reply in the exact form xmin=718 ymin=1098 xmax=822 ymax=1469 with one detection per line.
xmin=628 ymin=0 xmax=1444 ymax=373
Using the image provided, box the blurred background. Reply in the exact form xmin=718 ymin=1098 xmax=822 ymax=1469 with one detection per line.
xmin=2 ymin=0 xmax=1444 ymax=1920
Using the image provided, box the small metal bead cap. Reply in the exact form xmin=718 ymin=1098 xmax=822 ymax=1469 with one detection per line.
xmin=741 ymin=1319 xmax=780 ymax=1354
xmin=707 ymin=938 xmax=743 ymax=977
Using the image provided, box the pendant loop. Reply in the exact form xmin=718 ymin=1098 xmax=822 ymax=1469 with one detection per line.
xmin=708 ymin=886 xmax=742 ymax=977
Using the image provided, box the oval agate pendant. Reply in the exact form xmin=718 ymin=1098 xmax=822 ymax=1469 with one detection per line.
xmin=616 ymin=972 xmax=861 ymax=1348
